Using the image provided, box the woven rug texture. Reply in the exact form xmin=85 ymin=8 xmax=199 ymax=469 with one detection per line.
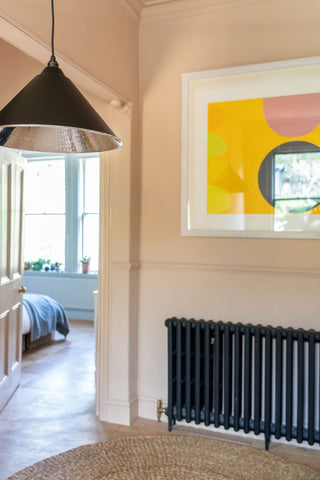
xmin=7 ymin=435 xmax=320 ymax=480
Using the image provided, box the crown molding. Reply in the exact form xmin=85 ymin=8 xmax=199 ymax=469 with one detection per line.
xmin=125 ymin=0 xmax=177 ymax=15
xmin=140 ymin=0 xmax=268 ymax=24
xmin=124 ymin=0 xmax=145 ymax=16
xmin=144 ymin=0 xmax=180 ymax=5
xmin=118 ymin=0 xmax=142 ymax=21
xmin=114 ymin=0 xmax=266 ymax=22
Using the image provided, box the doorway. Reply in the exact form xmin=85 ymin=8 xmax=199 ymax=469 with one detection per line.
xmin=21 ymin=152 xmax=98 ymax=405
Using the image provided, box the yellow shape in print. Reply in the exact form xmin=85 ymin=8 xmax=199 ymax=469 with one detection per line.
xmin=208 ymin=158 xmax=249 ymax=193
xmin=207 ymin=97 xmax=320 ymax=214
xmin=207 ymin=132 xmax=227 ymax=158
xmin=208 ymin=157 xmax=228 ymax=183
xmin=207 ymin=185 xmax=231 ymax=213
xmin=208 ymin=104 xmax=225 ymax=130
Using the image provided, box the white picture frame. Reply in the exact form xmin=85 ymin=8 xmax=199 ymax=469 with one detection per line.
xmin=181 ymin=57 xmax=320 ymax=238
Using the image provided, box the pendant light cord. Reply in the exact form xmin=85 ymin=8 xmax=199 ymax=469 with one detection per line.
xmin=48 ymin=0 xmax=59 ymax=67
xmin=51 ymin=0 xmax=55 ymax=59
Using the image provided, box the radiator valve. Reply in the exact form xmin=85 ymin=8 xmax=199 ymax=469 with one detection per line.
xmin=157 ymin=399 xmax=166 ymax=422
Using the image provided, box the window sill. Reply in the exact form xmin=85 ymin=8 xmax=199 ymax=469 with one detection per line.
xmin=24 ymin=270 xmax=98 ymax=279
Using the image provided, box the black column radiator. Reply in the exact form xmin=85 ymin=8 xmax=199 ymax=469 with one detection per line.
xmin=165 ymin=318 xmax=320 ymax=449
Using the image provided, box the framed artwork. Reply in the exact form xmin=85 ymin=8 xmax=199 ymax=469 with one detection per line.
xmin=181 ymin=57 xmax=320 ymax=238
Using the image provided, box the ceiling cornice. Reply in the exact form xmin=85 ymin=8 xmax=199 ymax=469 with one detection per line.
xmin=144 ymin=0 xmax=181 ymax=5
xmin=125 ymin=0 xmax=269 ymax=23
xmin=125 ymin=0 xmax=186 ymax=17
xmin=124 ymin=0 xmax=144 ymax=16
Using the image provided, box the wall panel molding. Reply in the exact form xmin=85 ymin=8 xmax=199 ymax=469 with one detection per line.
xmin=110 ymin=259 xmax=320 ymax=277
xmin=111 ymin=261 xmax=140 ymax=271
xmin=139 ymin=261 xmax=320 ymax=278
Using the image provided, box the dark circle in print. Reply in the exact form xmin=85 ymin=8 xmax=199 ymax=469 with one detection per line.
xmin=258 ymin=141 xmax=320 ymax=213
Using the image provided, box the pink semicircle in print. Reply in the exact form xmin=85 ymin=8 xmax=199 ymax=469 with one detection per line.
xmin=263 ymin=92 xmax=320 ymax=137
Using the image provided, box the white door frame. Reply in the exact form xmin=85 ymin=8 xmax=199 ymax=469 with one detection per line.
xmin=97 ymin=104 xmax=138 ymax=424
xmin=0 ymin=18 xmax=138 ymax=425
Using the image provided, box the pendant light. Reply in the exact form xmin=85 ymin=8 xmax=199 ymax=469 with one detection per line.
xmin=0 ymin=0 xmax=122 ymax=153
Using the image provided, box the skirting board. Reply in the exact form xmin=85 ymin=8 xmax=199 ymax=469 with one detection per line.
xmin=139 ymin=396 xmax=168 ymax=422
xmin=99 ymin=396 xmax=139 ymax=426
xmin=138 ymin=396 xmax=319 ymax=450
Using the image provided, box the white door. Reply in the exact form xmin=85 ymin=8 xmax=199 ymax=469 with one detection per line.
xmin=0 ymin=148 xmax=25 ymax=412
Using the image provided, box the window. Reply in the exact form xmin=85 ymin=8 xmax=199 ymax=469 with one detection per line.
xmin=258 ymin=141 xmax=320 ymax=232
xmin=24 ymin=158 xmax=66 ymax=265
xmin=259 ymin=141 xmax=320 ymax=213
xmin=274 ymin=152 xmax=320 ymax=213
xmin=24 ymin=153 xmax=99 ymax=273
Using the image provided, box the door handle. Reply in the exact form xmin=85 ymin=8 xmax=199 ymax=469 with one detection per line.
xmin=19 ymin=286 xmax=27 ymax=293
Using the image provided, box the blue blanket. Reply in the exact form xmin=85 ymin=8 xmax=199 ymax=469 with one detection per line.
xmin=23 ymin=293 xmax=70 ymax=342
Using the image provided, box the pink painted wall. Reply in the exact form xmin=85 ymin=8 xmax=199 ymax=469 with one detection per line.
xmin=138 ymin=0 xmax=320 ymax=414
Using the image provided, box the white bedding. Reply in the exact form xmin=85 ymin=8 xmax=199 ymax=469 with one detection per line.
xmin=22 ymin=303 xmax=31 ymax=335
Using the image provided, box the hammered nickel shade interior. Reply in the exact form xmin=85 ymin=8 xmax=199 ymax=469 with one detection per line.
xmin=0 ymin=65 xmax=122 ymax=153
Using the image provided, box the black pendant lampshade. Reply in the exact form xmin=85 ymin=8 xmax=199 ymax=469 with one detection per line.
xmin=0 ymin=1 xmax=122 ymax=153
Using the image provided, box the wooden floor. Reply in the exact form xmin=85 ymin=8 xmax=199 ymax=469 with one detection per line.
xmin=0 ymin=321 xmax=319 ymax=479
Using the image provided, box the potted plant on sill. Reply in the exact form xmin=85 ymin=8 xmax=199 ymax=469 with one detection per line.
xmin=80 ymin=256 xmax=91 ymax=274
xmin=31 ymin=258 xmax=49 ymax=271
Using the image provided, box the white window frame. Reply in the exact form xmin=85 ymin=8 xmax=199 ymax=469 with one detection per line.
xmin=23 ymin=152 xmax=99 ymax=274
xmin=80 ymin=157 xmax=100 ymax=267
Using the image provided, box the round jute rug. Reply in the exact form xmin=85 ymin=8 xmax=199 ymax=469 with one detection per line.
xmin=7 ymin=435 xmax=320 ymax=480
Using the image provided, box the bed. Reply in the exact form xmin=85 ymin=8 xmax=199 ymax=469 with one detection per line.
xmin=22 ymin=293 xmax=70 ymax=350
